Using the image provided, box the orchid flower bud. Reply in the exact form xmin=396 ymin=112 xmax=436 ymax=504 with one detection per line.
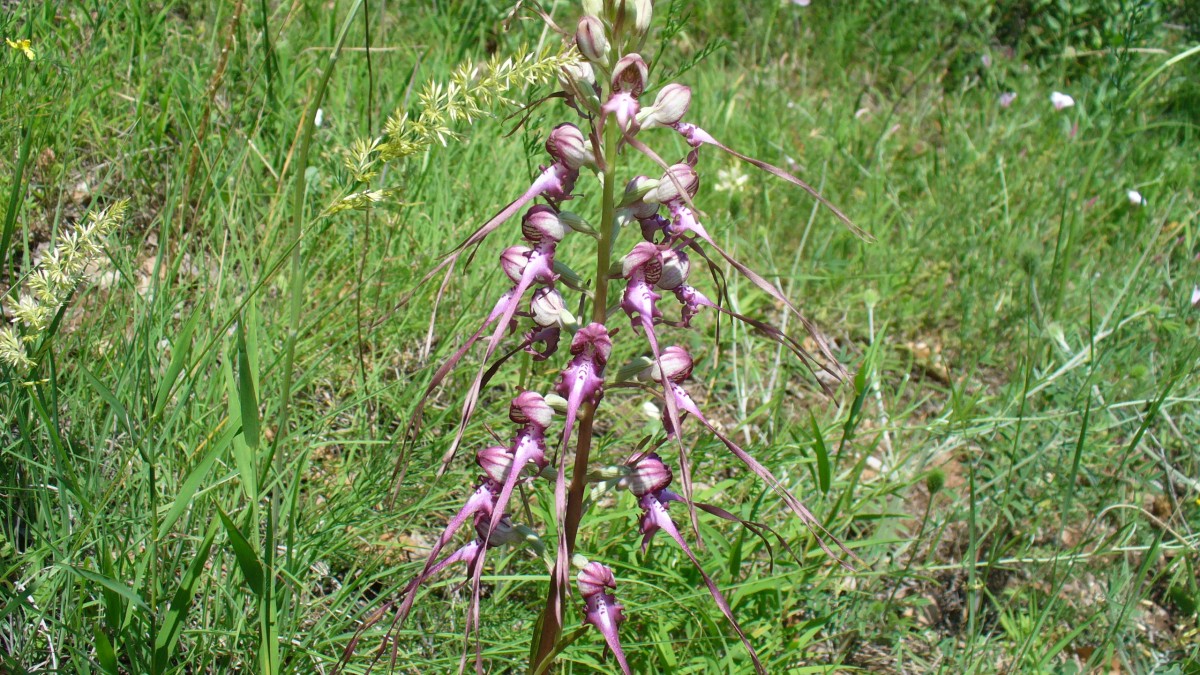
xmin=475 ymin=513 xmax=526 ymax=547
xmin=611 ymin=53 xmax=648 ymax=97
xmin=637 ymin=83 xmax=691 ymax=129
xmin=645 ymin=163 xmax=699 ymax=204
xmin=624 ymin=452 xmax=673 ymax=496
xmin=510 ymin=390 xmax=554 ymax=429
xmin=560 ymin=61 xmax=600 ymax=112
xmin=656 ymin=248 xmax=690 ymax=290
xmin=627 ymin=0 xmax=652 ymax=36
xmin=621 ymin=176 xmax=660 ymax=218
xmin=543 ymin=392 xmax=569 ymax=414
xmin=649 ymin=345 xmax=693 ymax=383
xmin=546 ymin=123 xmax=596 ymax=171
xmin=530 ymin=287 xmax=576 ymax=328
xmin=500 ymin=245 xmax=531 ymax=283
xmin=522 ymin=205 xmax=567 ymax=243
xmin=557 ymin=210 xmax=597 ymax=236
xmin=576 ymin=16 xmax=610 ymax=64
xmin=576 ymin=561 xmax=618 ymax=598
xmin=477 ymin=445 xmax=516 ymax=484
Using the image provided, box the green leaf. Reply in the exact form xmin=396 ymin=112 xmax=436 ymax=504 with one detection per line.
xmin=236 ymin=317 xmax=260 ymax=450
xmin=153 ymin=521 xmax=218 ymax=671
xmin=223 ymin=355 xmax=258 ymax=500
xmin=217 ymin=506 xmax=264 ymax=598
xmin=809 ymin=413 xmax=831 ymax=494
xmin=153 ymin=308 xmax=201 ymax=421
xmin=80 ymin=366 xmax=132 ymax=437
xmin=94 ymin=626 xmax=119 ymax=675
xmin=62 ymin=565 xmax=148 ymax=613
xmin=157 ymin=421 xmax=239 ymax=538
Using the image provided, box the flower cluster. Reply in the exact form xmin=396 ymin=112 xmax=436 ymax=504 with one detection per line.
xmin=348 ymin=3 xmax=862 ymax=673
xmin=1 ymin=200 xmax=128 ymax=372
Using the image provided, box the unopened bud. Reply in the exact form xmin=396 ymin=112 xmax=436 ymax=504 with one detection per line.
xmin=576 ymin=561 xmax=617 ymax=598
xmin=621 ymin=176 xmax=660 ymax=218
xmin=530 ymin=287 xmax=575 ymax=328
xmin=656 ymin=248 xmax=690 ymax=290
xmin=546 ymin=123 xmax=596 ymax=170
xmin=625 ymin=452 xmax=673 ymax=496
xmin=576 ymin=16 xmax=610 ymax=64
xmin=510 ymin=390 xmax=555 ymax=428
xmin=631 ymin=0 xmax=652 ymax=36
xmin=558 ymin=211 xmax=597 ymax=236
xmin=500 ymin=245 xmax=532 ymax=283
xmin=477 ymin=445 xmax=515 ymax=483
xmin=611 ymin=53 xmax=648 ymax=97
xmin=522 ymin=205 xmax=567 ymax=242
xmin=559 ymin=61 xmax=600 ymax=111
xmin=649 ymin=345 xmax=693 ymax=383
xmin=544 ymin=393 xmax=569 ymax=414
xmin=645 ymin=164 xmax=698 ymax=204
xmin=638 ymin=83 xmax=691 ymax=129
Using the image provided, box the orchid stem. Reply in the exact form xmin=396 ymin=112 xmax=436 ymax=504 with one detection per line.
xmin=530 ymin=118 xmax=621 ymax=674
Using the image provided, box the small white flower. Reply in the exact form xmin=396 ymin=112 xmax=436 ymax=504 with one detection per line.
xmin=640 ymin=400 xmax=661 ymax=420
xmin=981 ymin=54 xmax=992 ymax=68
xmin=999 ymin=92 xmax=1017 ymax=108
xmin=1050 ymin=91 xmax=1075 ymax=111
xmin=1192 ymin=286 xmax=1200 ymax=309
xmin=714 ymin=166 xmax=749 ymax=193
xmin=1127 ymin=190 xmax=1145 ymax=206
xmin=314 ymin=108 xmax=324 ymax=128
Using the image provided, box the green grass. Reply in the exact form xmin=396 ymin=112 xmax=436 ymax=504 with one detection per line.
xmin=2 ymin=1 xmax=1198 ymax=673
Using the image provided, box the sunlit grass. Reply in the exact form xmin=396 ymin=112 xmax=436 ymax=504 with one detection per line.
xmin=1 ymin=1 xmax=1197 ymax=673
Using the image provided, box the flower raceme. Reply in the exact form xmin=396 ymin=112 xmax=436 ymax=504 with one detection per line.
xmin=348 ymin=3 xmax=868 ymax=673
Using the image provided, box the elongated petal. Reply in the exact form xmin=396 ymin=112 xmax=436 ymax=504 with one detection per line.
xmin=640 ymin=493 xmax=765 ymax=674
xmin=668 ymin=209 xmax=846 ymax=384
xmin=673 ymin=122 xmax=870 ymax=241
xmin=669 ymin=382 xmax=859 ymax=569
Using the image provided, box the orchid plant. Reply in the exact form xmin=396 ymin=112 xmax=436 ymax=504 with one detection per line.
xmin=341 ymin=2 xmax=864 ymax=672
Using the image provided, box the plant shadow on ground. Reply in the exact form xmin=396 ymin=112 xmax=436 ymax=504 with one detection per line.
xmin=1 ymin=1 xmax=1198 ymax=673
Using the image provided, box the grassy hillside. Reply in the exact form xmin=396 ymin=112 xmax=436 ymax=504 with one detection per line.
xmin=1 ymin=1 xmax=1197 ymax=673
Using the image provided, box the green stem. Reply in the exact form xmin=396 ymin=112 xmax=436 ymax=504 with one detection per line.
xmin=530 ymin=119 xmax=621 ymax=674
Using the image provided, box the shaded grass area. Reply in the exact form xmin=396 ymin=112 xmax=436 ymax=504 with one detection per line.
xmin=1 ymin=1 xmax=1198 ymax=673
